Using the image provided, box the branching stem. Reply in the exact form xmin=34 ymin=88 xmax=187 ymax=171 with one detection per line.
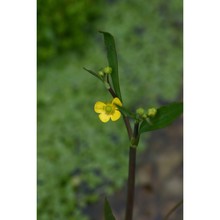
xmin=107 ymin=80 xmax=138 ymax=220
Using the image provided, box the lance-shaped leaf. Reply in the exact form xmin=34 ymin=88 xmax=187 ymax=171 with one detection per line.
xmin=100 ymin=31 xmax=122 ymax=100
xmin=140 ymin=102 xmax=183 ymax=133
xmin=104 ymin=198 xmax=116 ymax=220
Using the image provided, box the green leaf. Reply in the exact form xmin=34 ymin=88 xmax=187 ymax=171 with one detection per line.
xmin=140 ymin=102 xmax=183 ymax=133
xmin=83 ymin=67 xmax=102 ymax=81
xmin=104 ymin=198 xmax=116 ymax=220
xmin=100 ymin=31 xmax=122 ymax=100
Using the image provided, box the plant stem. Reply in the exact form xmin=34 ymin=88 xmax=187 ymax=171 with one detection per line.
xmin=125 ymin=122 xmax=139 ymax=220
xmin=123 ymin=116 xmax=132 ymax=139
xmin=125 ymin=146 xmax=136 ymax=220
xmin=133 ymin=121 xmax=139 ymax=144
xmin=108 ymin=87 xmax=117 ymax=98
xmin=106 ymin=78 xmax=137 ymax=220
xmin=107 ymin=75 xmax=117 ymax=98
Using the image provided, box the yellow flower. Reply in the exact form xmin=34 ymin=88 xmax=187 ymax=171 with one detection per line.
xmin=94 ymin=97 xmax=122 ymax=123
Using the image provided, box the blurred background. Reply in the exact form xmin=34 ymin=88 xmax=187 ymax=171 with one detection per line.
xmin=37 ymin=0 xmax=183 ymax=219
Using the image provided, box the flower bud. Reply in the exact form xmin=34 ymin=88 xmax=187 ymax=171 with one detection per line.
xmin=136 ymin=107 xmax=145 ymax=116
xmin=103 ymin=66 xmax=112 ymax=74
xmin=98 ymin=71 xmax=104 ymax=77
xmin=147 ymin=108 xmax=157 ymax=117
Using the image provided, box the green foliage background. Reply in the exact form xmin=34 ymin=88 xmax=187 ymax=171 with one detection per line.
xmin=37 ymin=0 xmax=182 ymax=219
xmin=37 ymin=0 xmax=104 ymax=63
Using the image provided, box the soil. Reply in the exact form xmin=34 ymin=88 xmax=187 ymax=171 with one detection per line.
xmin=84 ymin=116 xmax=183 ymax=220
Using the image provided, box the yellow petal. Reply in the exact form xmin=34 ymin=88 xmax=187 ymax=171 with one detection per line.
xmin=112 ymin=97 xmax=122 ymax=107
xmin=99 ymin=113 xmax=111 ymax=123
xmin=94 ymin=101 xmax=106 ymax=113
xmin=110 ymin=110 xmax=121 ymax=121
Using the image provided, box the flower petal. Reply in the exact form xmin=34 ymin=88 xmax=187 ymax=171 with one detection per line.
xmin=110 ymin=110 xmax=121 ymax=121
xmin=112 ymin=97 xmax=122 ymax=107
xmin=94 ymin=101 xmax=106 ymax=113
xmin=99 ymin=113 xmax=111 ymax=123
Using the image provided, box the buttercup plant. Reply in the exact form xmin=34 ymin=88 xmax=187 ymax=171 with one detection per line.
xmin=84 ymin=31 xmax=183 ymax=220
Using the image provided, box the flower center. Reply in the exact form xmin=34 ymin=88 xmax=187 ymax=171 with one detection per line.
xmin=105 ymin=105 xmax=114 ymax=114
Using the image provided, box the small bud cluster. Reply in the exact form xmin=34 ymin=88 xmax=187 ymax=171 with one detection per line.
xmin=135 ymin=107 xmax=157 ymax=122
xmin=97 ymin=66 xmax=112 ymax=89
xmin=98 ymin=66 xmax=112 ymax=77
